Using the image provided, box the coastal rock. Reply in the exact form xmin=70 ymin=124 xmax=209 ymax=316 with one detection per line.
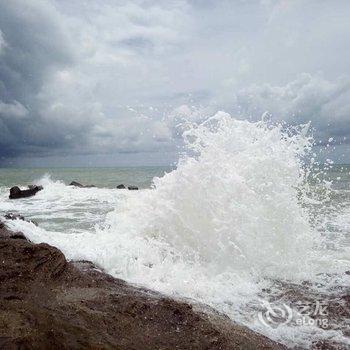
xmin=265 ymin=280 xmax=350 ymax=350
xmin=117 ymin=184 xmax=126 ymax=189
xmin=128 ymin=185 xmax=139 ymax=190
xmin=5 ymin=212 xmax=26 ymax=221
xmin=9 ymin=185 xmax=43 ymax=199
xmin=0 ymin=222 xmax=27 ymax=240
xmin=4 ymin=212 xmax=38 ymax=226
xmin=0 ymin=223 xmax=286 ymax=350
xmin=69 ymin=181 xmax=96 ymax=188
xmin=27 ymin=185 xmax=43 ymax=190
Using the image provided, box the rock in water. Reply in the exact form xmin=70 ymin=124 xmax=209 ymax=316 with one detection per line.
xmin=128 ymin=185 xmax=139 ymax=190
xmin=0 ymin=224 xmax=286 ymax=350
xmin=4 ymin=212 xmax=26 ymax=221
xmin=9 ymin=185 xmax=43 ymax=199
xmin=69 ymin=181 xmax=84 ymax=187
xmin=4 ymin=212 xmax=38 ymax=226
xmin=69 ymin=181 xmax=96 ymax=188
xmin=27 ymin=185 xmax=43 ymax=190
xmin=117 ymin=184 xmax=126 ymax=189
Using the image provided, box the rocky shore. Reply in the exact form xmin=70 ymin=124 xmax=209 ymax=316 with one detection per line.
xmin=0 ymin=221 xmax=286 ymax=350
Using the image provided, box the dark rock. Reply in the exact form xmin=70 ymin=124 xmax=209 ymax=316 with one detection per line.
xmin=128 ymin=185 xmax=139 ymax=190
xmin=69 ymin=181 xmax=83 ymax=187
xmin=0 ymin=225 xmax=285 ymax=350
xmin=117 ymin=184 xmax=126 ymax=189
xmin=0 ymin=221 xmax=28 ymax=240
xmin=9 ymin=185 xmax=43 ymax=199
xmin=69 ymin=181 xmax=96 ymax=188
xmin=28 ymin=185 xmax=43 ymax=191
xmin=4 ymin=213 xmax=38 ymax=226
xmin=4 ymin=213 xmax=25 ymax=221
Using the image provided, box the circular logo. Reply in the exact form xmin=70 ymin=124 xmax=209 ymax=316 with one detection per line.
xmin=258 ymin=301 xmax=293 ymax=328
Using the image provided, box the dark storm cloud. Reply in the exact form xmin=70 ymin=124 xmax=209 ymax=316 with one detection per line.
xmin=0 ymin=1 xmax=71 ymax=99
xmin=1 ymin=0 xmax=189 ymax=165
xmin=0 ymin=0 xmax=350 ymax=165
xmin=0 ymin=0 xmax=74 ymax=159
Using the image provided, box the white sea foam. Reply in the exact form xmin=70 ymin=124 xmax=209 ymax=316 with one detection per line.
xmin=2 ymin=112 xmax=349 ymax=348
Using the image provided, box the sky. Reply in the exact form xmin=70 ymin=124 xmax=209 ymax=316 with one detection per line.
xmin=0 ymin=0 xmax=349 ymax=166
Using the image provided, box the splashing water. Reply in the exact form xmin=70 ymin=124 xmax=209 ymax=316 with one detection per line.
xmin=110 ymin=112 xmax=317 ymax=279
xmin=2 ymin=112 xmax=349 ymax=348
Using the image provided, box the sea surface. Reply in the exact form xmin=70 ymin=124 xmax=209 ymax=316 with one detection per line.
xmin=0 ymin=115 xmax=349 ymax=348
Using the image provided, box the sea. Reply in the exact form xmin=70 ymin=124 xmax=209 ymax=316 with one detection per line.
xmin=0 ymin=114 xmax=349 ymax=348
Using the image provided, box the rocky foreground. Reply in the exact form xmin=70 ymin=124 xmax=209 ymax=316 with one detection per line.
xmin=0 ymin=221 xmax=285 ymax=350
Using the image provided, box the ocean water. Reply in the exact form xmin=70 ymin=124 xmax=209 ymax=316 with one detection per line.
xmin=0 ymin=113 xmax=349 ymax=348
xmin=0 ymin=166 xmax=171 ymax=189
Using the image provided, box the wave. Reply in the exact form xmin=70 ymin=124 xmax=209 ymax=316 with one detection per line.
xmin=2 ymin=112 xmax=349 ymax=348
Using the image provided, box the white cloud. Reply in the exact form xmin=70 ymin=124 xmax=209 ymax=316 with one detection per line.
xmin=0 ymin=30 xmax=6 ymax=54
xmin=233 ymin=74 xmax=350 ymax=143
xmin=0 ymin=101 xmax=28 ymax=118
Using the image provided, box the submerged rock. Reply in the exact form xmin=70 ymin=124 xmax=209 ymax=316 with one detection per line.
xmin=9 ymin=185 xmax=43 ymax=199
xmin=0 ymin=224 xmax=285 ymax=350
xmin=69 ymin=181 xmax=96 ymax=188
xmin=128 ymin=185 xmax=139 ymax=190
xmin=27 ymin=184 xmax=43 ymax=190
xmin=5 ymin=212 xmax=26 ymax=221
xmin=4 ymin=212 xmax=38 ymax=226
xmin=261 ymin=280 xmax=350 ymax=350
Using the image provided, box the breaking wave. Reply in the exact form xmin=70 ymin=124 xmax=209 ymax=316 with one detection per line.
xmin=3 ymin=112 xmax=349 ymax=348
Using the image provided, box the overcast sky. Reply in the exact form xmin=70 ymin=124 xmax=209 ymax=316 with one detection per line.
xmin=0 ymin=0 xmax=349 ymax=166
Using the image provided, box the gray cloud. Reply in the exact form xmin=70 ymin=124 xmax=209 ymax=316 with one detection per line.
xmin=231 ymin=74 xmax=350 ymax=143
xmin=1 ymin=0 xmax=350 ymax=165
xmin=0 ymin=0 xmax=74 ymax=158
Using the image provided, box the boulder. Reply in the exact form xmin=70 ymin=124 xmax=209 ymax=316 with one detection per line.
xmin=9 ymin=185 xmax=43 ymax=199
xmin=117 ymin=184 xmax=126 ymax=189
xmin=69 ymin=181 xmax=83 ymax=187
xmin=128 ymin=185 xmax=139 ymax=190
xmin=69 ymin=181 xmax=95 ymax=188
xmin=0 ymin=225 xmax=286 ymax=350
xmin=28 ymin=185 xmax=43 ymax=190
xmin=4 ymin=212 xmax=26 ymax=221
xmin=0 ymin=221 xmax=27 ymax=240
xmin=4 ymin=212 xmax=38 ymax=226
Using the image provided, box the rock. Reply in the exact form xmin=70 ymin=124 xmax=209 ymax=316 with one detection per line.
xmin=69 ymin=181 xmax=83 ymax=187
xmin=69 ymin=181 xmax=96 ymax=188
xmin=117 ymin=184 xmax=126 ymax=189
xmin=28 ymin=185 xmax=43 ymax=191
xmin=4 ymin=212 xmax=38 ymax=226
xmin=263 ymin=280 xmax=350 ymax=350
xmin=4 ymin=213 xmax=26 ymax=221
xmin=128 ymin=185 xmax=139 ymax=190
xmin=9 ymin=185 xmax=43 ymax=199
xmin=0 ymin=225 xmax=285 ymax=350
xmin=0 ymin=221 xmax=27 ymax=240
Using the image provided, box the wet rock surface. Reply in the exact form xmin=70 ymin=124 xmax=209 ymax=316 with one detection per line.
xmin=4 ymin=212 xmax=38 ymax=226
xmin=9 ymin=185 xmax=43 ymax=199
xmin=262 ymin=280 xmax=350 ymax=350
xmin=0 ymin=222 xmax=286 ymax=350
xmin=69 ymin=181 xmax=96 ymax=188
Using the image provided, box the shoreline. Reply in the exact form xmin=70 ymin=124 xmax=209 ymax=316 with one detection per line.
xmin=0 ymin=220 xmax=286 ymax=350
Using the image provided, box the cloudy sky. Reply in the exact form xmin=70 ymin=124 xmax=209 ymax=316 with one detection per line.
xmin=0 ymin=0 xmax=349 ymax=166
